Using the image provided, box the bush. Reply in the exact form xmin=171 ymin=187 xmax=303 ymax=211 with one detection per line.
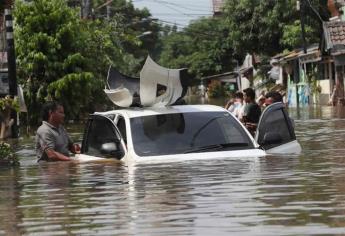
xmin=0 ymin=96 xmax=19 ymax=113
xmin=0 ymin=142 xmax=19 ymax=166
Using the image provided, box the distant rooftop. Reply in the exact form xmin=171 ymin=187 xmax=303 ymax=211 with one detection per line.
xmin=212 ymin=0 xmax=224 ymax=15
xmin=323 ymin=20 xmax=345 ymax=55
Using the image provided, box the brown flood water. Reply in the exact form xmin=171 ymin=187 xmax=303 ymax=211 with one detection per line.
xmin=2 ymin=97 xmax=345 ymax=235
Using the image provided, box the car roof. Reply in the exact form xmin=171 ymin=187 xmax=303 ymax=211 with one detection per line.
xmin=94 ymin=104 xmax=227 ymax=118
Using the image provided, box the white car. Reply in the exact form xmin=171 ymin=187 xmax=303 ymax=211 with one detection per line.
xmin=76 ymin=102 xmax=301 ymax=164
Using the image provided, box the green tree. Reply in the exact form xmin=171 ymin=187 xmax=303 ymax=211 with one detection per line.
xmin=92 ymin=0 xmax=161 ymax=75
xmin=14 ymin=0 xmax=97 ymax=124
xmin=159 ymin=17 xmax=234 ymax=79
xmin=223 ymin=0 xmax=328 ymax=56
xmin=14 ymin=0 xmax=158 ymax=124
xmin=157 ymin=0 xmax=329 ymax=81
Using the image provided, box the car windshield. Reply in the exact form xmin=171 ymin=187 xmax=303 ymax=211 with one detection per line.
xmin=130 ymin=111 xmax=254 ymax=156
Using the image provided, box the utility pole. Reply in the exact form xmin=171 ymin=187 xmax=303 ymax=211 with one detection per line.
xmin=298 ymin=0 xmax=308 ymax=54
xmin=81 ymin=0 xmax=92 ymax=19
xmin=106 ymin=3 xmax=111 ymax=20
xmin=5 ymin=8 xmax=17 ymax=97
xmin=4 ymin=1 xmax=19 ymax=138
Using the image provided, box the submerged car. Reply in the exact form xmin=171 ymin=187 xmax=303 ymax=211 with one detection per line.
xmin=76 ymin=102 xmax=301 ymax=164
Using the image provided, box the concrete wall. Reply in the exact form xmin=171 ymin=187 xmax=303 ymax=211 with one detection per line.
xmin=318 ymin=80 xmax=332 ymax=105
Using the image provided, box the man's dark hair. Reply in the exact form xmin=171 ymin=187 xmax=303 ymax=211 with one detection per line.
xmin=243 ymin=88 xmax=255 ymax=100
xmin=41 ymin=101 xmax=61 ymax=121
xmin=265 ymin=91 xmax=283 ymax=103
xmin=234 ymin=91 xmax=243 ymax=99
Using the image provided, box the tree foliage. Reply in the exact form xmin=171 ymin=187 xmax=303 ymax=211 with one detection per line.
xmin=159 ymin=17 xmax=234 ymax=79
xmin=11 ymin=0 xmax=331 ymax=125
xmin=158 ymin=0 xmax=329 ymax=79
xmin=14 ymin=0 xmax=160 ymax=124
xmin=223 ymin=0 xmax=328 ymax=56
xmin=92 ymin=0 xmax=161 ymax=75
xmin=15 ymin=0 xmax=96 ymax=124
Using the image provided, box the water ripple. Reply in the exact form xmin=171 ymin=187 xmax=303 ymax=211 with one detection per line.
xmin=2 ymin=106 xmax=345 ymax=235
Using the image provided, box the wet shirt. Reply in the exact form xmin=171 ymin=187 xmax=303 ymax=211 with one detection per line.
xmin=243 ymin=103 xmax=261 ymax=123
xmin=35 ymin=121 xmax=72 ymax=161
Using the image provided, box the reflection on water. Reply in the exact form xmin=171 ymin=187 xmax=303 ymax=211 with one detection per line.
xmin=2 ymin=97 xmax=345 ymax=235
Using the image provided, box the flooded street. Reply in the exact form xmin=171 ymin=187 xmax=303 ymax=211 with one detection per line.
xmin=2 ymin=102 xmax=345 ymax=235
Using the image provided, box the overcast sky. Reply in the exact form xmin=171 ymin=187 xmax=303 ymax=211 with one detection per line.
xmin=131 ymin=0 xmax=213 ymax=29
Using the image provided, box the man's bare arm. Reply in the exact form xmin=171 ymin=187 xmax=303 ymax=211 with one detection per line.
xmin=45 ymin=148 xmax=71 ymax=161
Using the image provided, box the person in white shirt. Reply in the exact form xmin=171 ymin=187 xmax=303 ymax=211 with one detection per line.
xmin=225 ymin=91 xmax=244 ymax=119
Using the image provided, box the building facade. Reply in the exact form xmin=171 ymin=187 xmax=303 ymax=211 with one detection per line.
xmin=269 ymin=0 xmax=345 ymax=107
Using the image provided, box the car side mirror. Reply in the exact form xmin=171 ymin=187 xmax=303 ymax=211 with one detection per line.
xmin=100 ymin=142 xmax=124 ymax=159
xmin=263 ymin=132 xmax=282 ymax=145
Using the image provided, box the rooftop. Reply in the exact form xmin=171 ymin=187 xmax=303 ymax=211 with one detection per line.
xmin=323 ymin=20 xmax=345 ymax=55
xmin=212 ymin=0 xmax=225 ymax=15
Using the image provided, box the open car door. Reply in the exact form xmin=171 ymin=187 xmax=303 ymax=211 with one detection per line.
xmin=81 ymin=114 xmax=127 ymax=160
xmin=255 ymin=102 xmax=301 ymax=155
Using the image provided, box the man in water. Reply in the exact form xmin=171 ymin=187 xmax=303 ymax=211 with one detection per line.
xmin=35 ymin=101 xmax=80 ymax=161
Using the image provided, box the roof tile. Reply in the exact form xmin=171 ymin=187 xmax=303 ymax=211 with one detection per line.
xmin=325 ymin=21 xmax=345 ymax=46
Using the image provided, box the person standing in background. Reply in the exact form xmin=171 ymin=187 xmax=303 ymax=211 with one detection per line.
xmin=225 ymin=91 xmax=244 ymax=119
xmin=242 ymin=88 xmax=261 ymax=136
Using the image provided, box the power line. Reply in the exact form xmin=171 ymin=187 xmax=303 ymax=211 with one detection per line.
xmin=132 ymin=0 xmax=212 ymax=26
xmin=305 ymin=0 xmax=324 ymax=22
xmin=152 ymin=13 xmax=212 ymax=16
xmin=150 ymin=0 xmax=211 ymax=12
xmin=133 ymin=0 xmax=212 ymax=17
xmin=132 ymin=0 xmax=211 ymax=11
xmin=157 ymin=19 xmax=192 ymax=28
xmin=95 ymin=0 xmax=113 ymax=10
xmin=155 ymin=19 xmax=224 ymax=38
xmin=152 ymin=1 xmax=196 ymax=18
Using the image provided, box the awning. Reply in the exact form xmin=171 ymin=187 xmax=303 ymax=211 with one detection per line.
xmin=280 ymin=51 xmax=300 ymax=62
xmin=299 ymin=50 xmax=321 ymax=64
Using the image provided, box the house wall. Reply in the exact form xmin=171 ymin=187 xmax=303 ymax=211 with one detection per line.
xmin=285 ymin=59 xmax=335 ymax=106
xmin=319 ymin=80 xmax=332 ymax=105
xmin=315 ymin=62 xmax=333 ymax=105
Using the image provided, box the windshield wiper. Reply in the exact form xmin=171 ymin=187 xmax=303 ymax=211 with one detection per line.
xmin=184 ymin=143 xmax=248 ymax=154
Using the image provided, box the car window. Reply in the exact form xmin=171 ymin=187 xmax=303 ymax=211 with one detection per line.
xmin=257 ymin=108 xmax=294 ymax=149
xmin=130 ymin=111 xmax=254 ymax=156
xmin=84 ymin=116 xmax=119 ymax=157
